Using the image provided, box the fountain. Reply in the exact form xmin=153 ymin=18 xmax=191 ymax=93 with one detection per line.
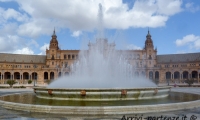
xmin=34 ymin=36 xmax=170 ymax=101
xmin=0 ymin=3 xmax=200 ymax=116
xmin=34 ymin=3 xmax=169 ymax=101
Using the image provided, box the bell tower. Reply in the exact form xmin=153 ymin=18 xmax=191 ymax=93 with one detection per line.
xmin=47 ymin=28 xmax=60 ymax=61
xmin=49 ymin=29 xmax=59 ymax=50
xmin=144 ymin=29 xmax=157 ymax=68
xmin=144 ymin=29 xmax=154 ymax=49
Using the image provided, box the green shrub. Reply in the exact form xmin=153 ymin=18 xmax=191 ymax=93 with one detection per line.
xmin=185 ymin=79 xmax=197 ymax=87
xmin=20 ymin=86 xmax=26 ymax=88
xmin=13 ymin=86 xmax=26 ymax=88
xmin=0 ymin=86 xmax=9 ymax=88
xmin=6 ymin=80 xmax=17 ymax=88
xmin=28 ymin=80 xmax=32 ymax=84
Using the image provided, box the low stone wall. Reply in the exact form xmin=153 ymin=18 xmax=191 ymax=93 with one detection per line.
xmin=0 ymin=97 xmax=200 ymax=115
xmin=34 ymin=86 xmax=171 ymax=101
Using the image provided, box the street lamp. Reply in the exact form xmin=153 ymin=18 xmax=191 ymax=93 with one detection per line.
xmin=55 ymin=65 xmax=59 ymax=78
xmin=33 ymin=65 xmax=37 ymax=87
xmin=166 ymin=72 xmax=170 ymax=86
xmin=167 ymin=79 xmax=169 ymax=86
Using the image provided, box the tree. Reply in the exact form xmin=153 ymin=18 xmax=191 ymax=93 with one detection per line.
xmin=28 ymin=80 xmax=32 ymax=84
xmin=185 ymin=79 xmax=197 ymax=87
xmin=46 ymin=80 xmax=53 ymax=85
xmin=7 ymin=80 xmax=17 ymax=88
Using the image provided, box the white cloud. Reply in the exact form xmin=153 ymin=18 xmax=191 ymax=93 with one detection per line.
xmin=4 ymin=8 xmax=28 ymax=22
xmin=12 ymin=0 xmax=183 ymax=37
xmin=156 ymin=0 xmax=183 ymax=15
xmin=39 ymin=43 xmax=49 ymax=55
xmin=0 ymin=0 xmax=184 ymax=54
xmin=0 ymin=22 xmax=18 ymax=36
xmin=13 ymin=47 xmax=34 ymax=54
xmin=0 ymin=7 xmax=29 ymax=24
xmin=17 ymin=18 xmax=59 ymax=37
xmin=71 ymin=31 xmax=82 ymax=37
xmin=194 ymin=40 xmax=200 ymax=49
xmin=28 ymin=39 xmax=39 ymax=48
xmin=0 ymin=7 xmax=35 ymax=53
xmin=175 ymin=34 xmax=200 ymax=49
xmin=0 ymin=35 xmax=20 ymax=52
xmin=127 ymin=44 xmax=142 ymax=50
xmin=185 ymin=2 xmax=200 ymax=13
xmin=0 ymin=22 xmax=39 ymax=53
xmin=175 ymin=34 xmax=200 ymax=46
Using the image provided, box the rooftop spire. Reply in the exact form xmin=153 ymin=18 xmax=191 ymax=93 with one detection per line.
xmin=53 ymin=27 xmax=56 ymax=35
xmin=144 ymin=28 xmax=153 ymax=49
xmin=146 ymin=28 xmax=151 ymax=37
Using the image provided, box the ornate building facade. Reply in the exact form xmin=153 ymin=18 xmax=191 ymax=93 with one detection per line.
xmin=0 ymin=30 xmax=199 ymax=85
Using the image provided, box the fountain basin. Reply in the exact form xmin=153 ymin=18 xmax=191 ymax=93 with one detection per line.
xmin=1 ymin=91 xmax=200 ymax=115
xmin=34 ymin=86 xmax=171 ymax=101
xmin=1 ymin=89 xmax=200 ymax=115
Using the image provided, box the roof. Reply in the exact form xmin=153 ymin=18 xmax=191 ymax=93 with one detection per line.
xmin=157 ymin=53 xmax=200 ymax=63
xmin=0 ymin=53 xmax=46 ymax=63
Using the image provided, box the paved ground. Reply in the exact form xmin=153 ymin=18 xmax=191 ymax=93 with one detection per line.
xmin=0 ymin=88 xmax=200 ymax=120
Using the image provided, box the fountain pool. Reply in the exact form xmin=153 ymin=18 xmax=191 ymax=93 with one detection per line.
xmin=1 ymin=90 xmax=200 ymax=115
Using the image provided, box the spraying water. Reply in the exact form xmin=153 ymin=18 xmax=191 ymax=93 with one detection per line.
xmin=48 ymin=4 xmax=156 ymax=88
xmin=97 ymin=3 xmax=104 ymax=38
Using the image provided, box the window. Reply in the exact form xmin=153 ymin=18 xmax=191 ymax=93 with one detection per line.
xmin=52 ymin=62 xmax=54 ymax=65
xmin=68 ymin=55 xmax=71 ymax=59
xmin=65 ymin=62 xmax=68 ymax=68
xmin=165 ymin=65 xmax=169 ymax=68
xmin=149 ymin=55 xmax=152 ymax=59
xmin=64 ymin=54 xmax=66 ymax=59
xmin=51 ymin=55 xmax=55 ymax=60
xmin=137 ymin=54 xmax=140 ymax=59
xmin=16 ymin=75 xmax=20 ymax=79
xmin=172 ymin=65 xmax=178 ymax=67
xmin=33 ymin=65 xmax=37 ymax=68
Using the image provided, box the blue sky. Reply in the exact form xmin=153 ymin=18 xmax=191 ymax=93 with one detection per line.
xmin=0 ymin=0 xmax=200 ymax=55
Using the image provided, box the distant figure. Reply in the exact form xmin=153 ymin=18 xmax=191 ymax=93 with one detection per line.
xmin=174 ymin=83 xmax=177 ymax=87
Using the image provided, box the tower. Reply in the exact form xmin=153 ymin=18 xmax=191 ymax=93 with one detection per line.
xmin=144 ymin=29 xmax=154 ymax=49
xmin=144 ymin=30 xmax=157 ymax=68
xmin=48 ymin=29 xmax=60 ymax=60
xmin=49 ymin=29 xmax=59 ymax=50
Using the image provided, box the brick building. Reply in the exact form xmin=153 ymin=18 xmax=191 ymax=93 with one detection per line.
xmin=0 ymin=29 xmax=199 ymax=85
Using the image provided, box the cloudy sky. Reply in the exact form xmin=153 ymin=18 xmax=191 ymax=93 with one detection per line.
xmin=0 ymin=0 xmax=200 ymax=55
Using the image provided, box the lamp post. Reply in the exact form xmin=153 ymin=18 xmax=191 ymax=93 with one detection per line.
xmin=55 ymin=65 xmax=58 ymax=79
xmin=33 ymin=65 xmax=36 ymax=87
xmin=167 ymin=79 xmax=169 ymax=86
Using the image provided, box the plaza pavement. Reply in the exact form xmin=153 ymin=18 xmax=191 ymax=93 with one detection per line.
xmin=0 ymin=87 xmax=200 ymax=120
